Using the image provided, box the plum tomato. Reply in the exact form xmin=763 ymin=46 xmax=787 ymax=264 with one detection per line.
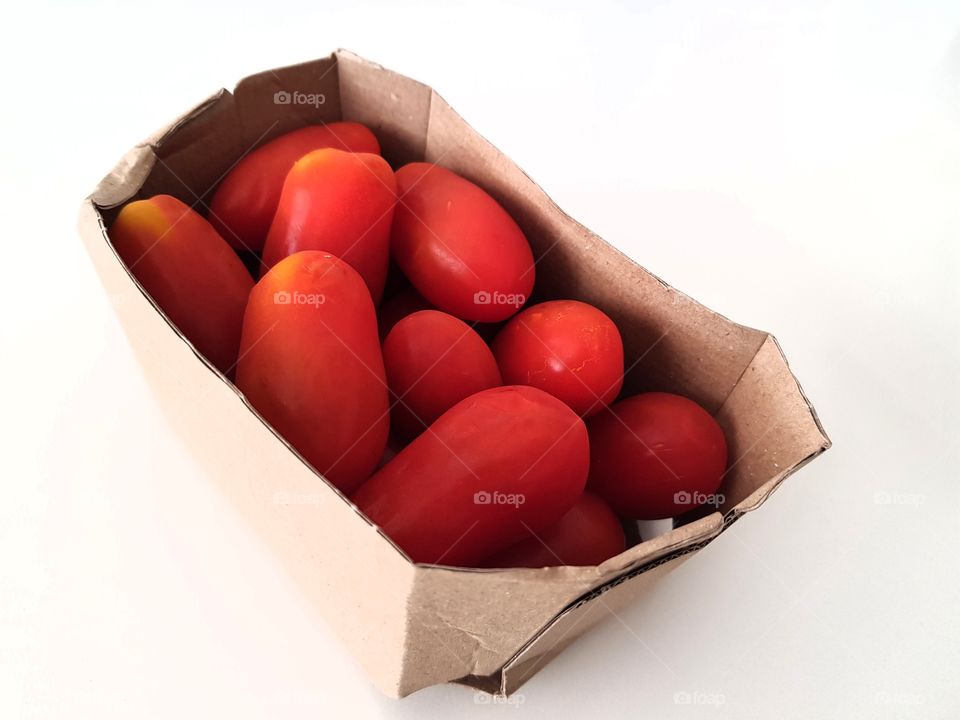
xmin=110 ymin=194 xmax=254 ymax=376
xmin=492 ymin=300 xmax=624 ymax=417
xmin=391 ymin=163 xmax=535 ymax=322
xmin=587 ymin=392 xmax=728 ymax=519
xmin=481 ymin=492 xmax=625 ymax=568
xmin=351 ymin=385 xmax=589 ymax=566
xmin=261 ymin=148 xmax=396 ymax=304
xmin=208 ymin=122 xmax=380 ymax=253
xmin=383 ymin=310 xmax=502 ymax=439
xmin=236 ymin=251 xmax=389 ymax=493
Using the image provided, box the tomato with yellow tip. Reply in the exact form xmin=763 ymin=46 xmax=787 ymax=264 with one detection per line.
xmin=208 ymin=122 xmax=380 ymax=253
xmin=262 ymin=148 xmax=396 ymax=305
xmin=110 ymin=194 xmax=254 ymax=376
xmin=236 ymin=250 xmax=389 ymax=493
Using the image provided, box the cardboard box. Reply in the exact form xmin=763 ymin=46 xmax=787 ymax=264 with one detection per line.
xmin=77 ymin=50 xmax=831 ymax=698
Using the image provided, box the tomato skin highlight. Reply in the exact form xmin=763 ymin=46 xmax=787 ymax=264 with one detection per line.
xmin=383 ymin=310 xmax=502 ymax=439
xmin=587 ymin=392 xmax=728 ymax=519
xmin=208 ymin=122 xmax=380 ymax=253
xmin=391 ymin=163 xmax=535 ymax=322
xmin=493 ymin=299 xmax=624 ymax=417
xmin=236 ymin=251 xmax=389 ymax=494
xmin=481 ymin=492 xmax=625 ymax=568
xmin=351 ymin=385 xmax=589 ymax=567
xmin=110 ymin=195 xmax=254 ymax=376
xmin=262 ymin=148 xmax=396 ymax=305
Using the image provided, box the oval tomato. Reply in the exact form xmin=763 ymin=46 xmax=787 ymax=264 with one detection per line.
xmin=236 ymin=251 xmax=389 ymax=493
xmin=481 ymin=492 xmax=625 ymax=568
xmin=351 ymin=385 xmax=589 ymax=566
xmin=261 ymin=148 xmax=396 ymax=304
xmin=587 ymin=392 xmax=728 ymax=519
xmin=493 ymin=300 xmax=624 ymax=417
xmin=383 ymin=310 xmax=502 ymax=439
xmin=110 ymin=194 xmax=254 ymax=376
xmin=391 ymin=163 xmax=535 ymax=322
xmin=208 ymin=122 xmax=380 ymax=253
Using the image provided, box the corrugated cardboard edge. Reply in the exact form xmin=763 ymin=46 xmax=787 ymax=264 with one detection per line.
xmin=78 ymin=49 xmax=831 ymax=699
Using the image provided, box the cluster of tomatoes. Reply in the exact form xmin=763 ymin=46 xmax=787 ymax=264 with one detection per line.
xmin=111 ymin=121 xmax=728 ymax=569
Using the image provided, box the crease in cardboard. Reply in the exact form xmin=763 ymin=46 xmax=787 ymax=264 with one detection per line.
xmin=767 ymin=333 xmax=833 ymax=447
xmin=490 ymin=515 xmax=723 ymax=691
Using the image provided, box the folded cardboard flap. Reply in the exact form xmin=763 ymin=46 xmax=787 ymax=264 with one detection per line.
xmin=497 ymin=547 xmax=705 ymax=696
xmin=718 ymin=335 xmax=830 ymax=516
xmin=407 ymin=512 xmax=724 ymax=696
xmin=79 ymin=50 xmax=829 ymax=698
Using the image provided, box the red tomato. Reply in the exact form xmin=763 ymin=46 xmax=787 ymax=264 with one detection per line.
xmin=391 ymin=163 xmax=535 ymax=322
xmin=208 ymin=122 xmax=380 ymax=253
xmin=261 ymin=148 xmax=396 ymax=304
xmin=236 ymin=251 xmax=389 ymax=493
xmin=351 ymin=386 xmax=589 ymax=566
xmin=383 ymin=310 xmax=502 ymax=439
xmin=377 ymin=287 xmax=433 ymax=340
xmin=493 ymin=300 xmax=624 ymax=417
xmin=110 ymin=195 xmax=254 ymax=376
xmin=587 ymin=392 xmax=728 ymax=519
xmin=481 ymin=492 xmax=625 ymax=568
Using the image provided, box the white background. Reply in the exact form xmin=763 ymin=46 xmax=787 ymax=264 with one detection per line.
xmin=2 ymin=1 xmax=958 ymax=717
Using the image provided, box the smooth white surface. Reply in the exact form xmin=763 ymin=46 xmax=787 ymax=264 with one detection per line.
xmin=2 ymin=1 xmax=959 ymax=717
